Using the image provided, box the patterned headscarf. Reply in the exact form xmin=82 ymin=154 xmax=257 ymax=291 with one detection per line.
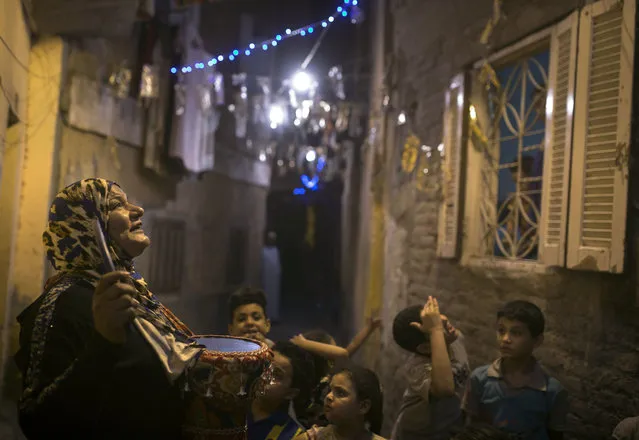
xmin=42 ymin=178 xmax=191 ymax=336
xmin=43 ymin=179 xmax=126 ymax=284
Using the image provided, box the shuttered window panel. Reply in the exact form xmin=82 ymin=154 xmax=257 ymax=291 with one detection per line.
xmin=437 ymin=74 xmax=465 ymax=258
xmin=539 ymin=12 xmax=579 ymax=266
xmin=567 ymin=0 xmax=635 ymax=273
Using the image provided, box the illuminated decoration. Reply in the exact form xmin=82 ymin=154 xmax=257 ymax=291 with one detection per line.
xmin=269 ymin=105 xmax=286 ymax=129
xmin=305 ymin=149 xmax=317 ymax=162
xmin=292 ymin=70 xmax=314 ymax=92
xmin=169 ymin=5 xmax=356 ymax=75
xmin=301 ymin=174 xmax=319 ymax=190
xmin=401 ymin=134 xmax=420 ymax=173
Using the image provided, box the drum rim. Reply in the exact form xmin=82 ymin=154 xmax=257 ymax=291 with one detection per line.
xmin=193 ymin=334 xmax=271 ymax=357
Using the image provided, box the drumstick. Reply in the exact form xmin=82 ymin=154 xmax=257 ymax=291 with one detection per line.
xmin=93 ymin=218 xmax=116 ymax=273
xmin=94 ymin=218 xmax=135 ymax=334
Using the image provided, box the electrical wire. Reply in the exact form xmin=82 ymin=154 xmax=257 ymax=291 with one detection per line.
xmin=0 ymin=34 xmax=59 ymax=79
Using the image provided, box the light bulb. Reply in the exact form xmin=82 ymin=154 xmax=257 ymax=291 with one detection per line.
xmin=342 ymin=10 xmax=348 ymax=16
xmin=207 ymin=59 xmax=215 ymax=66
xmin=229 ymin=55 xmax=235 ymax=61
xmin=233 ymin=50 xmax=239 ymax=56
xmin=170 ymin=67 xmax=177 ymax=74
xmin=259 ymin=152 xmax=267 ymax=162
xmin=308 ymin=27 xmax=314 ymax=33
xmin=249 ymin=43 xmax=255 ymax=49
xmin=286 ymin=28 xmax=292 ymax=35
xmin=272 ymin=41 xmax=277 ymax=46
xmin=269 ymin=105 xmax=285 ymax=126
xmin=218 ymin=55 xmax=224 ymax=61
xmin=301 ymin=30 xmax=306 ymax=36
xmin=292 ymin=71 xmax=313 ymax=92
xmin=306 ymin=150 xmax=317 ymax=162
xmin=245 ymin=50 xmax=251 ymax=56
xmin=276 ymin=35 xmax=282 ymax=41
xmin=337 ymin=6 xmax=343 ymax=12
xmin=328 ymin=16 xmax=335 ymax=22
xmin=262 ymin=44 xmax=268 ymax=50
xmin=322 ymin=21 xmax=328 ymax=27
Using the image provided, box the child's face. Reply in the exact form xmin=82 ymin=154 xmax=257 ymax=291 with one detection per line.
xmin=259 ymin=351 xmax=298 ymax=405
xmin=324 ymin=372 xmax=370 ymax=427
xmin=496 ymin=317 xmax=542 ymax=359
xmin=228 ymin=303 xmax=271 ymax=341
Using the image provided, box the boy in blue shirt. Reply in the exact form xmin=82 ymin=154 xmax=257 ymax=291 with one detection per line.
xmin=462 ymin=300 xmax=568 ymax=440
xmin=248 ymin=341 xmax=315 ymax=440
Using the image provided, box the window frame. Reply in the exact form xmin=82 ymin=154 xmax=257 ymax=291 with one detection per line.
xmin=438 ymin=0 xmax=635 ymax=274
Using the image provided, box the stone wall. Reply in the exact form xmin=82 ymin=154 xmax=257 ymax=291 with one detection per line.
xmin=376 ymin=0 xmax=639 ymax=438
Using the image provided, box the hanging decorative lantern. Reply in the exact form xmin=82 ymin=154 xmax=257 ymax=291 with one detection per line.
xmin=328 ymin=66 xmax=346 ymax=100
xmin=139 ymin=64 xmax=160 ymax=99
xmin=174 ymin=82 xmax=186 ymax=116
xmin=208 ymin=72 xmax=225 ymax=106
xmin=233 ymin=73 xmax=249 ymax=138
xmin=109 ymin=63 xmax=132 ymax=99
xmin=198 ymin=84 xmax=212 ymax=112
xmin=401 ymin=134 xmax=420 ymax=173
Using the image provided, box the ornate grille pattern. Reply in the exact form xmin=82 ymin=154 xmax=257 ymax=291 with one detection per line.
xmin=480 ymin=49 xmax=550 ymax=260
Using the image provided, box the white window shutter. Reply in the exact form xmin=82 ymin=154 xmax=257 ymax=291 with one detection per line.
xmin=538 ymin=11 xmax=579 ymax=266
xmin=437 ymin=74 xmax=465 ymax=258
xmin=567 ymin=0 xmax=635 ymax=273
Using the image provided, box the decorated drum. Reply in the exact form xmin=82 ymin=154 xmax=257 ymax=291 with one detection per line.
xmin=182 ymin=335 xmax=273 ymax=440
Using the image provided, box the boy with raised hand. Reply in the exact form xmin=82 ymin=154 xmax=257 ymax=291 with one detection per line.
xmin=391 ymin=297 xmax=470 ymax=440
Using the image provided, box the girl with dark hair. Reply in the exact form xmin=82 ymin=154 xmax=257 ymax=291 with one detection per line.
xmin=294 ymin=364 xmax=386 ymax=440
xmin=290 ymin=320 xmax=382 ymax=427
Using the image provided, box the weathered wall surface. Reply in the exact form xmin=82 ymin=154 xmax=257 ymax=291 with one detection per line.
xmin=376 ymin=0 xmax=639 ymax=438
xmin=160 ymin=170 xmax=268 ymax=334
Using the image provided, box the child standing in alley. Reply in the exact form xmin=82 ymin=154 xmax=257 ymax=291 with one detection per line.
xmin=462 ymin=300 xmax=568 ymax=440
xmin=228 ymin=287 xmax=274 ymax=348
xmin=391 ymin=297 xmax=470 ymax=440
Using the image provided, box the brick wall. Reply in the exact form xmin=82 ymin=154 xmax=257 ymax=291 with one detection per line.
xmin=376 ymin=0 xmax=639 ymax=438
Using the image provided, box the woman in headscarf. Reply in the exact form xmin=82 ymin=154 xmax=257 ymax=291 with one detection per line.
xmin=14 ymin=178 xmax=202 ymax=439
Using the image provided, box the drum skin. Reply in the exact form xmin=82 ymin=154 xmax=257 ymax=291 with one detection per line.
xmin=182 ymin=335 xmax=272 ymax=440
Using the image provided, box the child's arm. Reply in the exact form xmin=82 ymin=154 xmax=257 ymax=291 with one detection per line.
xmin=345 ymin=317 xmax=382 ymax=356
xmin=411 ymin=297 xmax=455 ymax=397
xmin=290 ymin=335 xmax=349 ymax=360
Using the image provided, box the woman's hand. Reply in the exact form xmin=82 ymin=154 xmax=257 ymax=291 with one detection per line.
xmin=93 ymin=271 xmax=138 ymax=344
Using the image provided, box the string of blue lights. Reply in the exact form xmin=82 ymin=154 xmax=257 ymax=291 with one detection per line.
xmin=170 ymin=0 xmax=359 ymax=74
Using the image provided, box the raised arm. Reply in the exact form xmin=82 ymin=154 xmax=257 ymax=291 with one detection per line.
xmin=290 ymin=334 xmax=349 ymax=360
xmin=410 ymin=297 xmax=455 ymax=398
xmin=345 ymin=317 xmax=382 ymax=356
